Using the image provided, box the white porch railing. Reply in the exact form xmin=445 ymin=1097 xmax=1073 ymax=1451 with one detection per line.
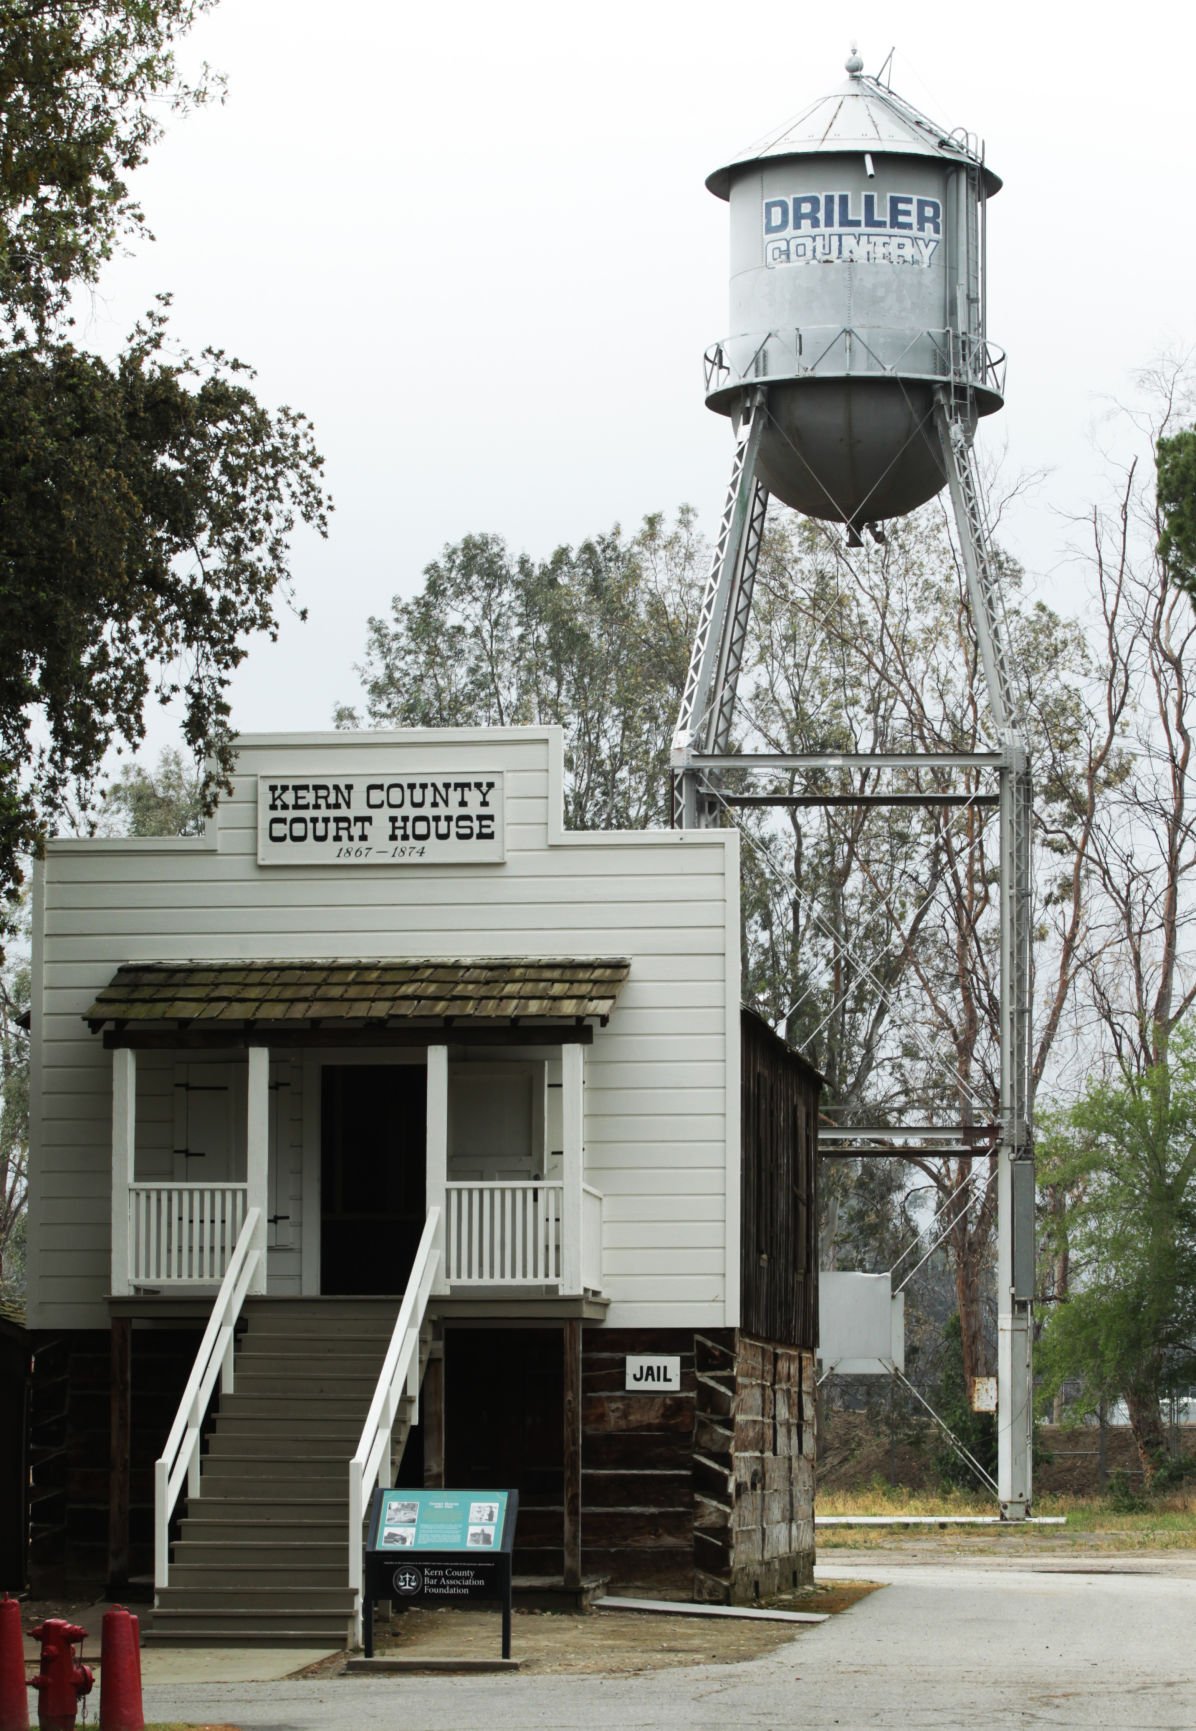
xmin=154 ymin=1207 xmax=263 ymax=1588
xmin=446 ymin=1180 xmax=563 ymax=1285
xmin=582 ymin=1184 xmax=603 ymax=1293
xmin=129 ymin=1183 xmax=248 ymax=1285
xmin=349 ymin=1208 xmax=441 ymax=1646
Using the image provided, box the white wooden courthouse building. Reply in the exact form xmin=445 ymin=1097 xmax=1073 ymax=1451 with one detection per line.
xmin=27 ymin=727 xmax=819 ymax=1643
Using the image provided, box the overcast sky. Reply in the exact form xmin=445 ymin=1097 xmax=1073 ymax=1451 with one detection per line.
xmin=84 ymin=0 xmax=1195 ymax=757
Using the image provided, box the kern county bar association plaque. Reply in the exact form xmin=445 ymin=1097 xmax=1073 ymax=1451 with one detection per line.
xmin=362 ymin=1488 xmax=519 ymax=1659
xmin=257 ymin=773 xmax=505 ymax=865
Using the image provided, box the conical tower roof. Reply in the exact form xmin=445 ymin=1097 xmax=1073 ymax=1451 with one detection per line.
xmin=706 ymin=55 xmax=1001 ymax=199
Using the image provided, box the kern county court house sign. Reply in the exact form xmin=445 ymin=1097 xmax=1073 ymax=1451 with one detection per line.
xmin=257 ymin=773 xmax=505 ymax=865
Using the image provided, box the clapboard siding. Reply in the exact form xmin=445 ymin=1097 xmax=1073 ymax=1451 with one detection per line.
xmin=29 ymin=729 xmax=740 ymax=1330
xmin=40 ymin=904 xmax=726 ymax=940
xmin=45 ymin=872 xmax=729 ymax=912
xmin=41 ymin=930 xmax=729 ymax=965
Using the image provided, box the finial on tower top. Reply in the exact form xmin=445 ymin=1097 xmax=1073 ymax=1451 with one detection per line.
xmin=845 ymin=46 xmax=864 ymax=75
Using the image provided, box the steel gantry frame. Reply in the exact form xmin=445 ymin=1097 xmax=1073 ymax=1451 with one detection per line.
xmin=671 ymin=386 xmax=1035 ymax=1518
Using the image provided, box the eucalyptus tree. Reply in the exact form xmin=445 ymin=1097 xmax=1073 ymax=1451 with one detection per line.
xmin=337 ymin=513 xmax=702 ymax=833
xmin=99 ymin=747 xmax=205 ymax=838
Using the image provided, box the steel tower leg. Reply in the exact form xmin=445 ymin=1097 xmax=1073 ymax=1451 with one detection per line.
xmin=937 ymin=395 xmax=1035 ymax=1518
xmin=672 ymin=391 xmax=769 ymax=826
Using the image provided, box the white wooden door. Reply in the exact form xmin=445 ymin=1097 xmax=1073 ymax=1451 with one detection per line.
xmin=447 ymin=1063 xmax=546 ymax=1180
xmin=172 ymin=1063 xmax=245 ymax=1183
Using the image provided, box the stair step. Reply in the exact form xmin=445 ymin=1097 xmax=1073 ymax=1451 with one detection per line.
xmin=235 ymin=1346 xmax=386 ymax=1367
xmin=209 ymin=1412 xmax=366 ymax=1437
xmin=219 ymin=1377 xmax=377 ymax=1391
xmin=204 ymin=1441 xmax=354 ymax=1460
xmin=211 ymin=1408 xmax=366 ymax=1428
xmin=231 ymin=1364 xmax=380 ymax=1391
xmin=243 ymin=1308 xmax=396 ymax=1331
xmin=156 ymin=1587 xmax=355 ymax=1611
xmin=201 ymin=1464 xmax=351 ymax=1485
xmin=145 ymin=1626 xmax=348 ymax=1647
xmin=174 ymin=1535 xmax=349 ymax=1555
xmin=242 ymin=1320 xmax=392 ymax=1333
xmin=177 ymin=1516 xmax=347 ymax=1544
xmin=183 ymin=1496 xmax=346 ymax=1515
xmin=167 ymin=1564 xmax=350 ymax=1589
xmin=208 ymin=1426 xmax=364 ymax=1446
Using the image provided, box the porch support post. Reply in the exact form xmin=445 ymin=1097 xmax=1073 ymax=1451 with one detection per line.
xmin=563 ymin=1318 xmax=582 ymax=1590
xmin=427 ymin=1044 xmax=449 ymax=1293
xmin=423 ymin=1339 xmax=446 ymax=1488
xmin=111 ymin=1046 xmax=136 ymax=1296
xmin=561 ymin=1043 xmax=584 ymax=1295
xmin=107 ymin=1315 xmax=132 ymax=1590
xmin=247 ymin=1045 xmax=270 ymax=1294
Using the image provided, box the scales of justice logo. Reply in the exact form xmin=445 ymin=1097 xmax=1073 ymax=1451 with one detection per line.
xmin=392 ymin=1565 xmax=423 ymax=1596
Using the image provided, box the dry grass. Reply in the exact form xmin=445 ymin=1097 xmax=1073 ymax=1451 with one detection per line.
xmin=815 ymin=1482 xmax=1196 ymax=1551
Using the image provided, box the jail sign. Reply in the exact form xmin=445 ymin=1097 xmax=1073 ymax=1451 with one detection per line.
xmin=625 ymin=1355 xmax=681 ymax=1392
xmin=257 ymin=773 xmax=505 ymax=865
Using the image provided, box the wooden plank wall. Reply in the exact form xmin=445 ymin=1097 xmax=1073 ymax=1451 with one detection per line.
xmin=581 ymin=1326 xmax=703 ymax=1589
xmin=739 ymin=1010 xmax=819 ymax=1350
xmin=28 ymin=1327 xmax=197 ymax=1595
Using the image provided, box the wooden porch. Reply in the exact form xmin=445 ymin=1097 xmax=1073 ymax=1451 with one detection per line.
xmin=108 ymin=1042 xmax=604 ymax=1301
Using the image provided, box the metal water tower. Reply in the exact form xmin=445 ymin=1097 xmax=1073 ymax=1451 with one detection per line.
xmin=672 ymin=54 xmax=1034 ymax=1519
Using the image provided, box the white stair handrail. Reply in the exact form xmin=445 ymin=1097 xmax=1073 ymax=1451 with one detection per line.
xmin=153 ymin=1206 xmax=264 ymax=1588
xmin=348 ymin=1207 xmax=441 ymax=1644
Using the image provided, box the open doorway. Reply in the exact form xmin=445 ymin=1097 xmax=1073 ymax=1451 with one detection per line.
xmin=320 ymin=1064 xmax=426 ymax=1294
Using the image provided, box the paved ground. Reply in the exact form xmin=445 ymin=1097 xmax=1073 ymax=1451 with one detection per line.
xmin=137 ymin=1549 xmax=1196 ymax=1730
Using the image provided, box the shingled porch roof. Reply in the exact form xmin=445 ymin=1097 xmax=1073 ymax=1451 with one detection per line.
xmin=84 ymin=958 xmax=631 ymax=1034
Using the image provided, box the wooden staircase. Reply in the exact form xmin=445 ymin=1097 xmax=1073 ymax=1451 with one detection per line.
xmin=148 ymin=1296 xmax=415 ymax=1646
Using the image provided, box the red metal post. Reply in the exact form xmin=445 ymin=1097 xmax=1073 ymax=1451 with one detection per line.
xmin=98 ymin=1608 xmax=144 ymax=1731
xmin=0 ymin=1596 xmax=30 ymax=1731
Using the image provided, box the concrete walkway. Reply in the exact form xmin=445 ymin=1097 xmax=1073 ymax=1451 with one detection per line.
xmin=139 ymin=1554 xmax=1196 ymax=1730
xmin=19 ymin=1601 xmax=330 ymax=1684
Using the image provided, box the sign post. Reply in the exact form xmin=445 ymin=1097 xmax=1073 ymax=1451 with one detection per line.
xmin=362 ymin=1488 xmax=519 ymax=1659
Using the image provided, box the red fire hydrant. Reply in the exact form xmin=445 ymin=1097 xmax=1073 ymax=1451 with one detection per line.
xmin=28 ymin=1621 xmax=93 ymax=1731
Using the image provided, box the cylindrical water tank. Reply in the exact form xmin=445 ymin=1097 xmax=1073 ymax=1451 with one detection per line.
xmin=705 ymin=56 xmax=1003 ymax=530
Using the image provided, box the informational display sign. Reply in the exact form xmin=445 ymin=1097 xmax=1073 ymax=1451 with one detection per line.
xmin=363 ymin=1487 xmax=519 ymax=1659
xmin=374 ymin=1489 xmax=510 ymax=1552
xmin=257 ymin=773 xmax=505 ymax=865
xmin=625 ymin=1355 xmax=681 ymax=1392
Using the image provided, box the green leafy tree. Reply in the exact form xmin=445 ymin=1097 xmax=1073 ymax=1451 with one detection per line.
xmin=1158 ymin=425 xmax=1196 ymax=603
xmin=338 ymin=514 xmax=701 ymax=831
xmin=0 ymin=0 xmax=221 ymax=336
xmin=100 ymin=748 xmax=204 ymax=838
xmin=0 ymin=3 xmax=331 ymax=926
xmin=1037 ymin=1044 xmax=1196 ymax=1481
